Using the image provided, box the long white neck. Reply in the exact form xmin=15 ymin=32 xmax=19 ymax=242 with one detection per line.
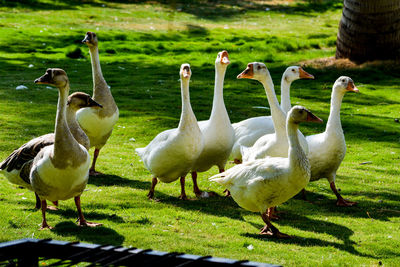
xmin=88 ymin=46 xmax=110 ymax=99
xmin=287 ymin=120 xmax=308 ymax=171
xmin=209 ymin=65 xmax=229 ymax=122
xmin=54 ymin=84 xmax=78 ymax=159
xmin=280 ymin=75 xmax=294 ymax=114
xmin=326 ymin=88 xmax=345 ymax=135
xmin=178 ymin=78 xmax=197 ymax=131
xmin=259 ymin=76 xmax=287 ymax=136
xmin=66 ymin=106 xmax=90 ymax=150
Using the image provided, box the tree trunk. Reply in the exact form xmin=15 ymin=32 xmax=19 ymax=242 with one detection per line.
xmin=336 ymin=0 xmax=400 ymax=63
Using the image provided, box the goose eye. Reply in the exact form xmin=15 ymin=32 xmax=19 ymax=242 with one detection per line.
xmin=258 ymin=66 xmax=261 ymax=70
xmin=342 ymin=79 xmax=345 ymax=83
xmin=292 ymin=69 xmax=295 ymax=72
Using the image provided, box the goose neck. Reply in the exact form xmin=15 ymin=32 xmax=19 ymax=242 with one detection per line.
xmin=287 ymin=120 xmax=307 ymax=169
xmin=280 ymin=76 xmax=293 ymax=114
xmin=54 ymin=84 xmax=77 ymax=158
xmin=209 ymin=66 xmax=228 ymax=119
xmin=259 ymin=77 xmax=286 ymax=134
xmin=178 ymin=78 xmax=196 ymax=130
xmin=66 ymin=106 xmax=90 ymax=150
xmin=88 ymin=46 xmax=109 ymax=96
xmin=326 ymin=89 xmax=345 ymax=134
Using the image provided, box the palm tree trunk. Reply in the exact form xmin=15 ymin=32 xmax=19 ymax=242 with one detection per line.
xmin=336 ymin=0 xmax=400 ymax=63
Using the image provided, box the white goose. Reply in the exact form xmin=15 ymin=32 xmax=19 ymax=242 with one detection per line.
xmin=305 ymin=76 xmax=359 ymax=206
xmin=231 ymin=66 xmax=314 ymax=163
xmin=238 ymin=63 xmax=309 ymax=162
xmin=33 ymin=68 xmax=101 ymax=229
xmin=190 ymin=50 xmax=235 ymax=197
xmin=210 ymin=106 xmax=322 ymax=238
xmin=0 ymin=92 xmax=102 ymax=209
xmin=77 ymin=32 xmax=119 ymax=176
xmin=136 ymin=64 xmax=204 ymax=200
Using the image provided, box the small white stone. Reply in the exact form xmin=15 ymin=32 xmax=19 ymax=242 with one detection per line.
xmin=247 ymin=244 xmax=254 ymax=250
xmin=16 ymin=85 xmax=28 ymax=90
xmin=28 ymin=64 xmax=34 ymax=68
xmin=129 ymin=138 xmax=136 ymax=142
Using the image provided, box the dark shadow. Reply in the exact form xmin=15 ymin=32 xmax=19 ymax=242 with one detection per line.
xmin=88 ymin=174 xmax=150 ymax=190
xmin=52 ymin=221 xmax=125 ymax=245
xmin=0 ymin=0 xmax=105 ymax=11
xmin=50 ymin=205 xmax=125 ymax=223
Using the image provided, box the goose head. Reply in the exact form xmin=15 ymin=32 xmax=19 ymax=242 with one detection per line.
xmin=34 ymin=68 xmax=69 ymax=89
xmin=67 ymin=92 xmax=102 ymax=111
xmin=284 ymin=66 xmax=314 ymax=83
xmin=82 ymin=31 xmax=98 ymax=47
xmin=180 ymin=63 xmax=191 ymax=80
xmin=237 ymin=62 xmax=270 ymax=82
xmin=215 ymin=50 xmax=230 ymax=69
xmin=333 ymin=76 xmax=359 ymax=94
xmin=288 ymin=105 xmax=323 ymax=124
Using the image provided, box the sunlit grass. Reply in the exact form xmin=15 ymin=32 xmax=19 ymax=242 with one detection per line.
xmin=0 ymin=0 xmax=399 ymax=266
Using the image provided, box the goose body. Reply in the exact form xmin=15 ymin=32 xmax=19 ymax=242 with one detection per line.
xmin=305 ymin=76 xmax=359 ymax=206
xmin=190 ymin=51 xmax=235 ymax=196
xmin=211 ymin=106 xmax=322 ymax=238
xmin=77 ymin=32 xmax=119 ymax=175
xmin=231 ymin=66 xmax=314 ymax=162
xmin=136 ymin=64 xmax=204 ymax=199
xmin=31 ymin=68 xmax=101 ymax=229
xmin=235 ymin=63 xmax=309 ymax=163
xmin=0 ymin=92 xmax=101 ymax=208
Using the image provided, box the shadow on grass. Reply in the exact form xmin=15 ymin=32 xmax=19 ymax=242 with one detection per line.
xmin=52 ymin=221 xmax=125 ymax=245
xmin=242 ymin=214 xmax=379 ymax=259
xmin=88 ymin=174 xmax=150 ymax=190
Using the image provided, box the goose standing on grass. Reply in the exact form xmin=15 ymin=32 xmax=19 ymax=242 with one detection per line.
xmin=32 ymin=68 xmax=102 ymax=229
xmin=77 ymin=32 xmax=119 ymax=176
xmin=190 ymin=50 xmax=235 ymax=197
xmin=238 ymin=63 xmax=309 ymax=162
xmin=136 ymin=64 xmax=204 ymax=200
xmin=210 ymin=106 xmax=322 ymax=238
xmin=0 ymin=92 xmax=102 ymax=210
xmin=231 ymin=66 xmax=314 ymax=163
xmin=304 ymin=76 xmax=359 ymax=206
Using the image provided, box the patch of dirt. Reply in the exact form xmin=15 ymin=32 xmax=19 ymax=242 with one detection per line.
xmin=300 ymin=56 xmax=400 ymax=70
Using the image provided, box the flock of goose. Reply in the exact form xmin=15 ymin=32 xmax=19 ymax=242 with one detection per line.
xmin=0 ymin=32 xmax=359 ymax=238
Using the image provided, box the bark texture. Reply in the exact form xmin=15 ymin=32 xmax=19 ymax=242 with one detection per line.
xmin=336 ymin=0 xmax=400 ymax=62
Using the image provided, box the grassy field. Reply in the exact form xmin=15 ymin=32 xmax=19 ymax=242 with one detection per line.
xmin=0 ymin=0 xmax=400 ymax=265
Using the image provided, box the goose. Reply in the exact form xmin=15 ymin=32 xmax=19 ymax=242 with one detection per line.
xmin=238 ymin=63 xmax=309 ymax=163
xmin=0 ymin=92 xmax=102 ymax=209
xmin=135 ymin=64 xmax=204 ymax=200
xmin=77 ymin=31 xmax=119 ymax=176
xmin=190 ymin=50 xmax=235 ymax=197
xmin=210 ymin=106 xmax=322 ymax=238
xmin=305 ymin=76 xmax=359 ymax=206
xmin=231 ymin=66 xmax=314 ymax=163
xmin=32 ymin=68 xmax=101 ymax=229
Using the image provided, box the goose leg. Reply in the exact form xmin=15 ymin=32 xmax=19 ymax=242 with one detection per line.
xmin=267 ymin=207 xmax=280 ymax=220
xmin=191 ymin=171 xmax=201 ymax=196
xmin=75 ymin=196 xmax=102 ymax=227
xmin=260 ymin=212 xmax=290 ymax=239
xmin=233 ymin=159 xmax=242 ymax=164
xmin=179 ymin=176 xmax=188 ymax=200
xmin=40 ymin=200 xmax=53 ymax=230
xmin=35 ymin=193 xmax=41 ymax=209
xmin=329 ymin=181 xmax=357 ymax=207
xmin=147 ymin=177 xmax=158 ymax=199
xmin=220 ymin=168 xmax=232 ymax=197
xmin=89 ymin=148 xmax=103 ymax=176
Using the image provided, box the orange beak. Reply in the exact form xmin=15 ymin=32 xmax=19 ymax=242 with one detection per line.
xmin=346 ymin=81 xmax=359 ymax=93
xmin=237 ymin=63 xmax=254 ymax=79
xmin=299 ymin=68 xmax=314 ymax=79
xmin=220 ymin=50 xmax=230 ymax=65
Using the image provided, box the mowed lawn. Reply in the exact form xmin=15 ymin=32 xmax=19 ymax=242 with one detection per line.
xmin=0 ymin=0 xmax=400 ymax=265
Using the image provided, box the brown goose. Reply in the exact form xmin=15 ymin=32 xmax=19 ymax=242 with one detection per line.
xmin=77 ymin=32 xmax=119 ymax=176
xmin=1 ymin=92 xmax=102 ymax=209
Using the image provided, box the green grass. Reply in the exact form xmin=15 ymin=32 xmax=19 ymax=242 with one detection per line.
xmin=1 ymin=0 xmax=400 ymax=266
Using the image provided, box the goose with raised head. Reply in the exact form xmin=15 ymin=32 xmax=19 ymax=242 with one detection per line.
xmin=77 ymin=31 xmax=119 ymax=176
xmin=305 ymin=76 xmax=359 ymax=207
xmin=32 ymin=68 xmax=101 ymax=229
xmin=136 ymin=64 xmax=204 ymax=200
xmin=210 ymin=106 xmax=322 ymax=238
xmin=0 ymin=92 xmax=102 ymax=209
xmin=237 ymin=63 xmax=309 ymax=163
xmin=231 ymin=66 xmax=314 ymax=163
xmin=190 ymin=50 xmax=235 ymax=197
